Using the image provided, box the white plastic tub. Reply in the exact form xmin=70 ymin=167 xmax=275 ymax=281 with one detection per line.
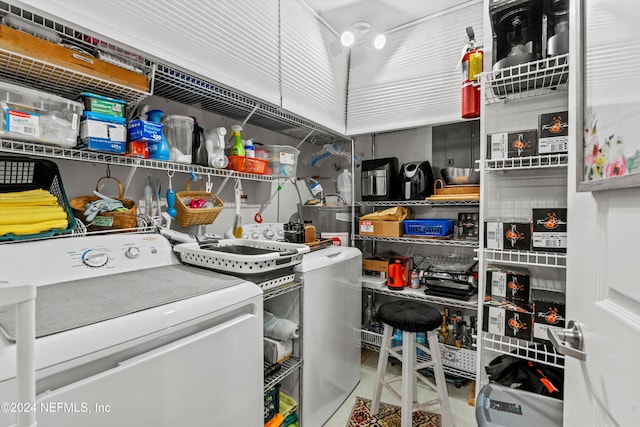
xmin=0 ymin=81 xmax=83 ymax=147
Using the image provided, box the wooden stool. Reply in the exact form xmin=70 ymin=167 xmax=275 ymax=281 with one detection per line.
xmin=371 ymin=300 xmax=453 ymax=427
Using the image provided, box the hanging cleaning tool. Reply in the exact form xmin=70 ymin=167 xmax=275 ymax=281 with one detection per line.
xmin=232 ymin=179 xmax=243 ymax=238
xmin=144 ymin=175 xmax=154 ymax=216
xmin=166 ymin=169 xmax=177 ymax=218
xmin=254 ymin=183 xmax=282 ymax=223
xmin=146 ymin=109 xmax=171 ymax=161
xmin=229 ymin=125 xmax=245 ymax=157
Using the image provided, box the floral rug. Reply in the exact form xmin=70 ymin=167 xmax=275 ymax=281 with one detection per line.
xmin=346 ymin=396 xmax=441 ymax=427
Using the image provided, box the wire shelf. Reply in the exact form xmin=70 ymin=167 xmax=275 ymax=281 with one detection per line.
xmin=354 ymin=234 xmax=479 ymax=248
xmin=481 ymin=332 xmax=565 ymax=369
xmin=264 ymin=356 xmax=302 ymax=391
xmin=153 ymin=64 xmax=346 ymax=144
xmin=485 ymin=154 xmax=569 ymax=171
xmin=0 ymin=138 xmax=282 ymax=182
xmin=355 ymin=200 xmax=479 ymax=207
xmin=360 ymin=329 xmax=477 ymax=380
xmin=362 ymin=281 xmax=478 ymax=310
xmin=482 ymin=54 xmax=569 ymax=104
xmin=484 ymin=248 xmax=567 ymax=268
xmin=263 ymin=281 xmax=302 ymax=301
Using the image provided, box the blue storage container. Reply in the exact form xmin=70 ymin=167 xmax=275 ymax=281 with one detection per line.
xmin=404 ymin=219 xmax=455 ymax=237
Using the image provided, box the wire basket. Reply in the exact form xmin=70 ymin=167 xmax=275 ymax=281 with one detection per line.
xmin=264 ymin=383 xmax=281 ymax=423
xmin=244 ymin=157 xmax=269 ymax=174
xmin=70 ymin=176 xmax=137 ymax=232
xmin=404 ymin=219 xmax=455 ymax=237
xmin=175 ymin=179 xmax=224 ymax=227
xmin=0 ymin=156 xmax=76 ymax=241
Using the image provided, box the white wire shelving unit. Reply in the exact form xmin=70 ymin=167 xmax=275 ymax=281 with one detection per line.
xmin=483 ymin=248 xmax=567 ymax=268
xmin=482 ymin=53 xmax=569 ymax=104
xmin=355 ymin=200 xmax=480 ymax=207
xmin=481 ymin=332 xmax=565 ymax=370
xmin=485 ymin=153 xmax=569 ymax=171
xmin=360 ymin=329 xmax=477 ymax=381
xmin=354 ymin=234 xmax=479 ymax=248
xmin=361 ymin=278 xmax=478 ymax=310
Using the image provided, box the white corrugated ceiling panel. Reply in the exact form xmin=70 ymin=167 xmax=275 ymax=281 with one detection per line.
xmin=346 ymin=1 xmax=483 ymax=135
xmin=280 ymin=0 xmax=350 ymax=134
xmin=16 ymin=0 xmax=282 ymax=107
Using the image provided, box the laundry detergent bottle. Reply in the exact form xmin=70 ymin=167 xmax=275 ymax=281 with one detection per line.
xmin=146 ymin=109 xmax=170 ymax=161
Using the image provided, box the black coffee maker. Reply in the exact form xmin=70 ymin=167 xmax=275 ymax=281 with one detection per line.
xmin=489 ymin=0 xmax=544 ymax=71
xmin=490 ymin=0 xmax=569 ymax=71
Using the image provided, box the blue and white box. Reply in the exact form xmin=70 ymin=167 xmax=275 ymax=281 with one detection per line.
xmin=79 ymin=111 xmax=127 ymax=154
xmin=128 ymin=119 xmax=162 ymax=144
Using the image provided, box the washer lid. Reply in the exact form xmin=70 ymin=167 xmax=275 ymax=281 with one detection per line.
xmin=0 ymin=265 xmax=244 ymax=341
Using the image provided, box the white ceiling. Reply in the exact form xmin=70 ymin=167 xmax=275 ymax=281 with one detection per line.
xmin=303 ymin=0 xmax=475 ymax=34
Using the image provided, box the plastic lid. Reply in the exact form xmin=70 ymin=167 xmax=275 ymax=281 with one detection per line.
xmin=77 ymin=92 xmax=127 ymax=104
xmin=164 ymin=115 xmax=194 ymax=123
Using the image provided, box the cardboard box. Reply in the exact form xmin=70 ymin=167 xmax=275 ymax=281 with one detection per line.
xmin=532 ymin=289 xmax=566 ymax=344
xmin=128 ymin=119 xmax=163 ymax=143
xmin=321 ymin=232 xmax=349 ymax=247
xmin=485 ymin=221 xmax=531 ymax=251
xmin=455 ymin=212 xmax=479 ymax=240
xmin=538 ymin=111 xmax=569 ymax=154
xmin=362 ymin=256 xmax=390 ymax=277
xmin=359 ymin=220 xmax=404 ymax=237
xmin=79 ymin=112 xmax=127 ymax=154
xmin=486 ymin=265 xmax=531 ymax=306
xmin=532 ymin=208 xmax=567 ymax=252
xmin=488 ymin=130 xmax=537 ymax=159
xmin=263 ymin=337 xmax=293 ymax=364
xmin=483 ymin=304 xmax=533 ymax=341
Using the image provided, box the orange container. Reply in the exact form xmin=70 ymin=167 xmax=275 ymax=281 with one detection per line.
xmin=227 ymin=155 xmax=246 ymax=172
xmin=245 ymin=157 xmax=269 ymax=174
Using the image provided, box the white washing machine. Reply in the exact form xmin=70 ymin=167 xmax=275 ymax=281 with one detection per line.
xmin=0 ymin=233 xmax=263 ymax=427
xmin=239 ymin=223 xmax=362 ymax=426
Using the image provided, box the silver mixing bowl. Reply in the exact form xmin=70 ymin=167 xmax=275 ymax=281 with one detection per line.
xmin=440 ymin=167 xmax=480 ymax=185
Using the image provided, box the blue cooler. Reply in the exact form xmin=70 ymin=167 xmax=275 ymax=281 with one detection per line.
xmin=476 ymin=383 xmax=563 ymax=427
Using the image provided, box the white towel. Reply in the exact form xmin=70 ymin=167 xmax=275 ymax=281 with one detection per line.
xmin=264 ymin=310 xmax=299 ymax=341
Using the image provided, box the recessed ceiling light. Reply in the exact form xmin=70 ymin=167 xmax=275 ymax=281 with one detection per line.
xmin=341 ymin=30 xmax=355 ymax=47
xmin=374 ymin=34 xmax=386 ymax=50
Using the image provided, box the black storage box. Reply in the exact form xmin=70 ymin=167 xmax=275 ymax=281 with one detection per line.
xmin=538 ymin=111 xmax=569 ymax=154
xmin=486 ymin=265 xmax=531 ymax=306
xmin=532 ymin=289 xmax=566 ymax=344
xmin=485 ymin=221 xmax=531 ymax=251
xmin=532 ymin=208 xmax=567 ymax=252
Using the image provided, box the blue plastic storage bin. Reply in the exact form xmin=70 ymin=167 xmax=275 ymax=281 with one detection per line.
xmin=404 ymin=219 xmax=455 ymax=237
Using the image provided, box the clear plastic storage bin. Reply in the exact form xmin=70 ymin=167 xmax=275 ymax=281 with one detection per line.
xmin=264 ymin=144 xmax=299 ymax=177
xmin=0 ymin=81 xmax=83 ymax=147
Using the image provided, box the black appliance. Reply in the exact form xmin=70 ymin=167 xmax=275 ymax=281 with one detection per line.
xmin=361 ymin=157 xmax=399 ymax=201
xmin=399 ymin=161 xmax=434 ymax=200
xmin=489 ymin=0 xmax=544 ymax=71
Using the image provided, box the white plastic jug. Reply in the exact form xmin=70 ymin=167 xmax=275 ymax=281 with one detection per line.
xmin=337 ymin=169 xmax=352 ymax=205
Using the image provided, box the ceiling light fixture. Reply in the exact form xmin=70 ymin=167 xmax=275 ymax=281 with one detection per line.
xmin=340 ymin=21 xmax=385 ymax=49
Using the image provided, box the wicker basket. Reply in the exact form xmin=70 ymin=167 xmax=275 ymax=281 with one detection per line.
xmin=433 ymin=178 xmax=480 ymax=196
xmin=70 ymin=176 xmax=137 ymax=232
xmin=175 ymin=179 xmax=224 ymax=227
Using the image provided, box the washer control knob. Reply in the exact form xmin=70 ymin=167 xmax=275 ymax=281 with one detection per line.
xmin=242 ymin=233 xmax=248 ymax=239
xmin=125 ymin=246 xmax=141 ymax=259
xmin=263 ymin=229 xmax=275 ymax=240
xmin=82 ymin=250 xmax=109 ymax=268
xmin=251 ymin=232 xmax=260 ymax=240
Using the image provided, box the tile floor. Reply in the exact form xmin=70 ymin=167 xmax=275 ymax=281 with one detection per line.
xmin=323 ymin=350 xmax=476 ymax=427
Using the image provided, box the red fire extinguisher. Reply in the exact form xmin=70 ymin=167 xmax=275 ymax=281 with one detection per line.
xmin=461 ymin=26 xmax=483 ymax=119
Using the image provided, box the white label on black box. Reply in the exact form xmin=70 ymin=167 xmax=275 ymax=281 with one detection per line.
xmin=539 ymin=136 xmax=569 ymax=154
xmin=487 ymin=306 xmax=505 ymax=335
xmin=490 ymin=133 xmax=508 ymax=160
xmin=532 ymin=232 xmax=567 ymax=249
xmin=485 ymin=222 xmax=503 ymax=249
xmin=491 ymin=272 xmax=507 ymax=298
xmin=534 ymin=323 xmax=562 ymax=341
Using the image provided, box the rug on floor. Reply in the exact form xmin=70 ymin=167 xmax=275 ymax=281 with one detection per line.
xmin=346 ymin=396 xmax=441 ymax=427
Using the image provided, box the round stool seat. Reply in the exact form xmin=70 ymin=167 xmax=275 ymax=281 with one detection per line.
xmin=376 ymin=300 xmax=441 ymax=332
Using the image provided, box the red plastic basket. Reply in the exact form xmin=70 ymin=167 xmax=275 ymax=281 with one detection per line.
xmin=245 ymin=157 xmax=269 ymax=174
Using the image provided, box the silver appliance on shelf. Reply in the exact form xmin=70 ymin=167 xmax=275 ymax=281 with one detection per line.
xmin=0 ymin=233 xmax=263 ymax=427
xmin=361 ymin=157 xmax=399 ymax=201
xmin=237 ymin=222 xmax=363 ymax=427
